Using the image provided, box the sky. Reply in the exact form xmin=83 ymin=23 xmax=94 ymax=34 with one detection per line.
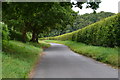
xmin=72 ymin=0 xmax=120 ymax=15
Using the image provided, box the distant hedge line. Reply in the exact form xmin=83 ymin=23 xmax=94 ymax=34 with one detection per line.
xmin=44 ymin=13 xmax=120 ymax=47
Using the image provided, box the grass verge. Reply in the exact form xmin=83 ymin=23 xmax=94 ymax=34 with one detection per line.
xmin=2 ymin=40 xmax=50 ymax=78
xmin=45 ymin=40 xmax=119 ymax=68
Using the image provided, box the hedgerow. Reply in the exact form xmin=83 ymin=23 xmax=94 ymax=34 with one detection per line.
xmin=44 ymin=13 xmax=120 ymax=47
xmin=76 ymin=13 xmax=120 ymax=47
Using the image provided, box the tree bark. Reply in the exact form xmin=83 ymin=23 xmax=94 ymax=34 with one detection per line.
xmin=30 ymin=31 xmax=36 ymax=42
xmin=22 ymin=28 xmax=27 ymax=42
xmin=35 ymin=33 xmax=39 ymax=43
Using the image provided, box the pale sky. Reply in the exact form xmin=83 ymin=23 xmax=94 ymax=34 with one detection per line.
xmin=72 ymin=0 xmax=120 ymax=15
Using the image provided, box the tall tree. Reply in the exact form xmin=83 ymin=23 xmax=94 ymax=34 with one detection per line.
xmin=2 ymin=1 xmax=101 ymax=42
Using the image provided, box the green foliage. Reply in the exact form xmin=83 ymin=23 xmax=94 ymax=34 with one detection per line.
xmin=2 ymin=2 xmax=77 ymax=42
xmin=45 ymin=40 xmax=119 ymax=67
xmin=9 ymin=30 xmax=30 ymax=41
xmin=47 ymin=12 xmax=115 ymax=37
xmin=2 ymin=2 xmax=100 ymax=42
xmin=76 ymin=13 xmax=120 ymax=47
xmin=2 ymin=40 xmax=50 ymax=78
xmin=1 ymin=22 xmax=9 ymax=40
xmin=73 ymin=11 xmax=115 ymax=30
xmin=44 ymin=13 xmax=120 ymax=47
xmin=73 ymin=1 xmax=101 ymax=13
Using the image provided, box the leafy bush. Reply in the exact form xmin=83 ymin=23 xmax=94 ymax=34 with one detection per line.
xmin=45 ymin=13 xmax=120 ymax=47
xmin=9 ymin=30 xmax=30 ymax=42
xmin=0 ymin=22 xmax=9 ymax=40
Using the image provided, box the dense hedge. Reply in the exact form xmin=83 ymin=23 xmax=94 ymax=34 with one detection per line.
xmin=45 ymin=13 xmax=120 ymax=47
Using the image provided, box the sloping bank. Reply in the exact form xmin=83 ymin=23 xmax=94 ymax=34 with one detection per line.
xmin=2 ymin=40 xmax=50 ymax=78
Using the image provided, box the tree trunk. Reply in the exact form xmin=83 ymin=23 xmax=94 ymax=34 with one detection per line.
xmin=35 ymin=33 xmax=39 ymax=43
xmin=30 ymin=31 xmax=36 ymax=42
xmin=22 ymin=28 xmax=27 ymax=42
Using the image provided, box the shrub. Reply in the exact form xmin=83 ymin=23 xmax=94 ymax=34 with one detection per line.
xmin=9 ymin=30 xmax=30 ymax=42
xmin=0 ymin=22 xmax=9 ymax=40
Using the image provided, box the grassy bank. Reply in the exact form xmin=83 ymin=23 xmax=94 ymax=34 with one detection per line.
xmin=45 ymin=40 xmax=119 ymax=68
xmin=2 ymin=40 xmax=50 ymax=78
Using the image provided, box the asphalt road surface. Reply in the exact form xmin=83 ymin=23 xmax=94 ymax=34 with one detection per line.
xmin=33 ymin=43 xmax=118 ymax=78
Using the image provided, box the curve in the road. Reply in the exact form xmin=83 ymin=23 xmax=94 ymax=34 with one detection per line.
xmin=33 ymin=43 xmax=118 ymax=78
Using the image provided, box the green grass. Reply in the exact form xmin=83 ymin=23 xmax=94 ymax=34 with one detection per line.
xmin=45 ymin=40 xmax=119 ymax=68
xmin=2 ymin=40 xmax=50 ymax=78
xmin=0 ymin=51 xmax=2 ymax=79
xmin=27 ymin=41 xmax=50 ymax=48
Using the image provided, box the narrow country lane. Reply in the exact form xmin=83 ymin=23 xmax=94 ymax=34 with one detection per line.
xmin=33 ymin=43 xmax=118 ymax=78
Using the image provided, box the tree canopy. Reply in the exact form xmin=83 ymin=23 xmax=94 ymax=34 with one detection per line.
xmin=2 ymin=1 xmax=101 ymax=42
